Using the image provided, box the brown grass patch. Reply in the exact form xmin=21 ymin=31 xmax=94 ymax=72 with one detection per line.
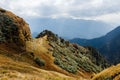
xmin=92 ymin=64 xmax=120 ymax=80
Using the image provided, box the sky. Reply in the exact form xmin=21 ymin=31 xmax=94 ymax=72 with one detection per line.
xmin=1 ymin=0 xmax=120 ymax=25
xmin=0 ymin=0 xmax=120 ymax=38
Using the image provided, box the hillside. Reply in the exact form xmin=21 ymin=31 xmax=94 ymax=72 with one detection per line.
xmin=0 ymin=46 xmax=75 ymax=80
xmin=36 ymin=30 xmax=109 ymax=73
xmin=70 ymin=26 xmax=120 ymax=64
xmin=0 ymin=8 xmax=110 ymax=80
xmin=92 ymin=64 xmax=120 ymax=80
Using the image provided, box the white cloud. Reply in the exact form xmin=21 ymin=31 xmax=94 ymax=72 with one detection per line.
xmin=0 ymin=0 xmax=120 ymax=25
xmin=95 ymin=12 xmax=120 ymax=26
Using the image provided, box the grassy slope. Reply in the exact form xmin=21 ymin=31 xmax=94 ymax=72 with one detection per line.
xmin=92 ymin=64 xmax=120 ymax=80
xmin=0 ymin=55 xmax=75 ymax=80
xmin=26 ymin=35 xmax=91 ymax=79
xmin=0 ymin=45 xmax=76 ymax=80
xmin=0 ymin=36 xmax=88 ymax=80
xmin=1 ymin=31 xmax=120 ymax=80
xmin=1 ymin=34 xmax=120 ymax=80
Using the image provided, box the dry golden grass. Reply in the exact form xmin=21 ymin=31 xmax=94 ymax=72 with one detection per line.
xmin=0 ymin=34 xmax=96 ymax=80
xmin=0 ymin=38 xmax=90 ymax=80
xmin=0 ymin=37 xmax=88 ymax=80
xmin=92 ymin=64 xmax=120 ymax=80
xmin=0 ymin=49 xmax=76 ymax=80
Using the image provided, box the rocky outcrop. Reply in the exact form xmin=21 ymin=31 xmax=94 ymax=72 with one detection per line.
xmin=0 ymin=8 xmax=32 ymax=51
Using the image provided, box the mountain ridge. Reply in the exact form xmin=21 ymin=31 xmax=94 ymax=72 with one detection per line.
xmin=70 ymin=26 xmax=120 ymax=64
xmin=28 ymin=18 xmax=113 ymax=39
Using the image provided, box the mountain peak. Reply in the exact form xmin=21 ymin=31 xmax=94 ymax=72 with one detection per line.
xmin=36 ymin=30 xmax=59 ymax=41
xmin=36 ymin=30 xmax=55 ymax=38
xmin=115 ymin=26 xmax=120 ymax=29
xmin=106 ymin=26 xmax=120 ymax=36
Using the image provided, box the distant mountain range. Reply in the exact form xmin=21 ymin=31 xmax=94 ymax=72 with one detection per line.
xmin=28 ymin=18 xmax=114 ymax=39
xmin=70 ymin=26 xmax=120 ymax=64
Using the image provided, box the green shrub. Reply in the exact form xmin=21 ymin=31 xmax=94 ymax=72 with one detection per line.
xmin=54 ymin=57 xmax=78 ymax=73
xmin=34 ymin=57 xmax=45 ymax=66
xmin=66 ymin=66 xmax=77 ymax=74
xmin=48 ymin=31 xmax=107 ymax=74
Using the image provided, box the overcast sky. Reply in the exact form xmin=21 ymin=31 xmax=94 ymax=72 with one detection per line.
xmin=0 ymin=0 xmax=120 ymax=27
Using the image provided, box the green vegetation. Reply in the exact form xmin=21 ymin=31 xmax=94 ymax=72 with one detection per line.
xmin=46 ymin=32 xmax=106 ymax=73
xmin=54 ymin=57 xmax=78 ymax=73
xmin=34 ymin=57 xmax=45 ymax=66
xmin=0 ymin=14 xmax=19 ymax=43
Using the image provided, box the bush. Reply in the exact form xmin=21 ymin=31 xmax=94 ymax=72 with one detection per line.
xmin=54 ymin=57 xmax=78 ymax=73
xmin=66 ymin=66 xmax=77 ymax=74
xmin=34 ymin=57 xmax=45 ymax=66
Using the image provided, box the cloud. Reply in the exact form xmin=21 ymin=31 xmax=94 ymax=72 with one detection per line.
xmin=95 ymin=12 xmax=120 ymax=26
xmin=1 ymin=0 xmax=120 ymax=25
xmin=68 ymin=0 xmax=120 ymax=17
